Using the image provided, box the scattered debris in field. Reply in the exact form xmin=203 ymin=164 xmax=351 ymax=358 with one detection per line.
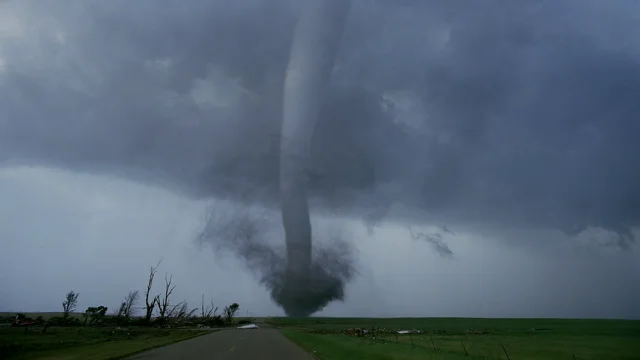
xmin=340 ymin=328 xmax=369 ymax=336
xmin=346 ymin=328 xmax=366 ymax=336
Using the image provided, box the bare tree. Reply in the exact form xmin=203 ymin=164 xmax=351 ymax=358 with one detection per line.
xmin=166 ymin=301 xmax=198 ymax=326
xmin=187 ymin=307 xmax=198 ymax=319
xmin=156 ymin=273 xmax=175 ymax=326
xmin=208 ymin=300 xmax=217 ymax=318
xmin=144 ymin=260 xmax=162 ymax=324
xmin=62 ymin=290 xmax=80 ymax=320
xmin=201 ymin=294 xmax=218 ymax=320
xmin=114 ymin=303 xmax=125 ymax=317
xmin=122 ymin=290 xmax=140 ymax=321
xmin=166 ymin=301 xmax=183 ymax=320
xmin=113 ymin=290 xmax=139 ymax=325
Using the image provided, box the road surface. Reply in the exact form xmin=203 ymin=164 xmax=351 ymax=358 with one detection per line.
xmin=127 ymin=328 xmax=315 ymax=360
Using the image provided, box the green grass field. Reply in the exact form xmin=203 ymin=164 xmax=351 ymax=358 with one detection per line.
xmin=0 ymin=326 xmax=214 ymax=360
xmin=268 ymin=317 xmax=640 ymax=360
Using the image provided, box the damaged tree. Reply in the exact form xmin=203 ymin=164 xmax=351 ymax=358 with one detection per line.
xmin=62 ymin=290 xmax=79 ymax=321
xmin=201 ymin=294 xmax=217 ymax=319
xmin=223 ymin=303 xmax=240 ymax=325
xmin=115 ymin=290 xmax=139 ymax=325
xmin=144 ymin=260 xmax=161 ymax=324
xmin=122 ymin=290 xmax=139 ymax=321
xmin=83 ymin=306 xmax=108 ymax=326
xmin=156 ymin=273 xmax=175 ymax=327
xmin=167 ymin=301 xmax=198 ymax=326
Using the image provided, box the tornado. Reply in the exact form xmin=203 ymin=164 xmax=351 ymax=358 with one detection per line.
xmin=273 ymin=0 xmax=353 ymax=317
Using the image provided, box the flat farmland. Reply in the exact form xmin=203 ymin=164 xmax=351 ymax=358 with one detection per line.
xmin=267 ymin=317 xmax=640 ymax=360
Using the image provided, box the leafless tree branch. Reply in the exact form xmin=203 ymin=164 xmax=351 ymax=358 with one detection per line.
xmin=144 ymin=260 xmax=162 ymax=324
xmin=156 ymin=273 xmax=175 ymax=326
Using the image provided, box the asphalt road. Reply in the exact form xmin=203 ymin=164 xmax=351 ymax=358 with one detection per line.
xmin=127 ymin=328 xmax=315 ymax=360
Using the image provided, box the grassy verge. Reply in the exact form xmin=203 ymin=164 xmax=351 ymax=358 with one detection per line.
xmin=1 ymin=326 xmax=215 ymax=360
xmin=282 ymin=329 xmax=473 ymax=360
xmin=273 ymin=317 xmax=640 ymax=360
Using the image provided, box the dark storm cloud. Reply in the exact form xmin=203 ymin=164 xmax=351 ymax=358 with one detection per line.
xmin=1 ymin=0 xmax=639 ymax=244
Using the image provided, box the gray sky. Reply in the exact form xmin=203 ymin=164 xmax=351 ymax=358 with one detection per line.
xmin=1 ymin=0 xmax=639 ymax=318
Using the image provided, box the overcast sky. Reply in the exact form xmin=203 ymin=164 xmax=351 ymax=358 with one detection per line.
xmin=1 ymin=0 xmax=639 ymax=319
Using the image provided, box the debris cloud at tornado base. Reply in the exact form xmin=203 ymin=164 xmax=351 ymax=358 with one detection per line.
xmin=198 ymin=202 xmax=356 ymax=317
